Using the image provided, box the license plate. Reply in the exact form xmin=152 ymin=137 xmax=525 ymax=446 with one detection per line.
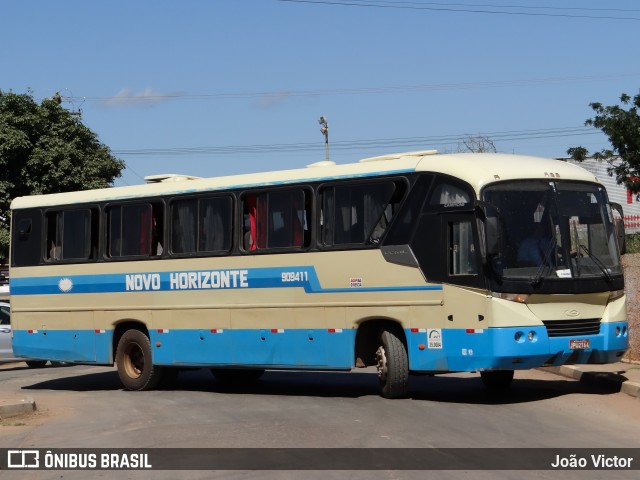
xmin=570 ymin=339 xmax=590 ymax=350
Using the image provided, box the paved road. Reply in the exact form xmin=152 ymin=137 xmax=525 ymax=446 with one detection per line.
xmin=1 ymin=364 xmax=639 ymax=480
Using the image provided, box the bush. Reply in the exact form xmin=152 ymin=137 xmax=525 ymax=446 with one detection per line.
xmin=625 ymin=234 xmax=640 ymax=254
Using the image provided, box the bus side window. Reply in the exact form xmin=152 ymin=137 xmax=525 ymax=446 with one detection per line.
xmin=242 ymin=189 xmax=309 ymax=251
xmin=243 ymin=195 xmax=257 ymax=250
xmin=152 ymin=204 xmax=164 ymax=255
xmin=171 ymin=196 xmax=232 ymax=254
xmin=45 ymin=208 xmax=97 ymax=262
xmin=107 ymin=202 xmax=163 ymax=258
xmin=320 ymin=181 xmax=402 ymax=246
xmin=199 ymin=196 xmax=232 ymax=253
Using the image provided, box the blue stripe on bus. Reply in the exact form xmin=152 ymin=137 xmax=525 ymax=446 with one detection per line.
xmin=9 ymin=266 xmax=443 ymax=296
xmin=11 ymin=322 xmax=628 ymax=372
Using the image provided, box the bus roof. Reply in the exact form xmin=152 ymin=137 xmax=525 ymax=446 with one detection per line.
xmin=10 ymin=151 xmax=599 ymax=209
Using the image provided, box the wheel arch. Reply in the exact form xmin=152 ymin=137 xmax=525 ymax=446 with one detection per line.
xmin=112 ymin=320 xmax=150 ymax=362
xmin=354 ymin=318 xmax=407 ymax=368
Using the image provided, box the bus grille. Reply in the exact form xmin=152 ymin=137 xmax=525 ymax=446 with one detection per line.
xmin=542 ymin=319 xmax=601 ymax=337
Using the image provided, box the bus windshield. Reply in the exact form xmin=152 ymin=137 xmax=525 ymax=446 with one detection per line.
xmin=482 ymin=180 xmax=622 ymax=283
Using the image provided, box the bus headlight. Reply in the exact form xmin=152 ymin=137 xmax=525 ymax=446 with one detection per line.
xmin=608 ymin=289 xmax=625 ymax=302
xmin=492 ymin=292 xmax=529 ymax=303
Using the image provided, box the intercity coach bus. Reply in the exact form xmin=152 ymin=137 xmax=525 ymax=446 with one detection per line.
xmin=9 ymin=151 xmax=628 ymax=398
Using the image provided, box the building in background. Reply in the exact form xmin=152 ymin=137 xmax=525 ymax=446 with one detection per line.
xmin=561 ymin=157 xmax=640 ymax=235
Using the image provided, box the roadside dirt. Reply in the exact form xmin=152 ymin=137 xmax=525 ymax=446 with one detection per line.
xmin=622 ymin=254 xmax=640 ymax=362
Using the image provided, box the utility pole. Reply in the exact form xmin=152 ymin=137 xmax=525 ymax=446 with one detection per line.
xmin=318 ymin=116 xmax=329 ymax=161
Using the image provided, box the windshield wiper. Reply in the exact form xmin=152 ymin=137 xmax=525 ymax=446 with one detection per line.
xmin=531 ymin=239 xmax=557 ymax=286
xmin=578 ymin=244 xmax=613 ymax=283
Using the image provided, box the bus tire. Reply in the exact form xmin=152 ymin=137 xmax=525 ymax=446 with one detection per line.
xmin=115 ymin=329 xmax=162 ymax=391
xmin=480 ymin=370 xmax=514 ymax=390
xmin=210 ymin=368 xmax=265 ymax=384
xmin=25 ymin=360 xmax=47 ymax=368
xmin=376 ymin=328 xmax=409 ymax=399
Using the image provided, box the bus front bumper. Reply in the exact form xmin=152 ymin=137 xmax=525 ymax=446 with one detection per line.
xmin=407 ymin=321 xmax=629 ymax=373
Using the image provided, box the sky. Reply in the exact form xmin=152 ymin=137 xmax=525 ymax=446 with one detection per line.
xmin=2 ymin=0 xmax=640 ymax=187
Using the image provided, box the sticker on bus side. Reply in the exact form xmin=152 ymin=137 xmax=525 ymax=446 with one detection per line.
xmin=427 ymin=328 xmax=443 ymax=349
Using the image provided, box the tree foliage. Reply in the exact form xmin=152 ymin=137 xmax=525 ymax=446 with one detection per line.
xmin=0 ymin=90 xmax=125 ymax=260
xmin=568 ymin=92 xmax=640 ymax=192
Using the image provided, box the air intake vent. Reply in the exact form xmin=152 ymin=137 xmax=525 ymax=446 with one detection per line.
xmin=541 ymin=318 xmax=601 ymax=337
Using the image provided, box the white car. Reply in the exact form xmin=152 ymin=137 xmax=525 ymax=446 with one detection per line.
xmin=0 ymin=301 xmax=49 ymax=368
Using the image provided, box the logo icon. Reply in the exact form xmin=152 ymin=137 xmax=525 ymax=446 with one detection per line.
xmin=7 ymin=450 xmax=39 ymax=469
xmin=58 ymin=278 xmax=73 ymax=293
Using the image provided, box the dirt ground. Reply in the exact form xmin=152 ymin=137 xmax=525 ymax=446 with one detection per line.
xmin=622 ymin=254 xmax=640 ymax=362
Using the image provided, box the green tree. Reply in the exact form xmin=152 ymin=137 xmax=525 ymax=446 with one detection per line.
xmin=0 ymin=90 xmax=125 ymax=260
xmin=568 ymin=92 xmax=640 ymax=192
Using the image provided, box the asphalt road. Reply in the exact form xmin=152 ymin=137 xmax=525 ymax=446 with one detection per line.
xmin=1 ymin=364 xmax=639 ymax=480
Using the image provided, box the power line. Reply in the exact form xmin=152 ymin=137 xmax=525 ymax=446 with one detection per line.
xmin=61 ymin=73 xmax=640 ymax=104
xmin=113 ymin=126 xmax=598 ymax=158
xmin=276 ymin=0 xmax=640 ymax=21
xmin=354 ymin=1 xmax=640 ymax=13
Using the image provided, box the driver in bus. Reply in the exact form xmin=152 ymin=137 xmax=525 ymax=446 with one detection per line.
xmin=517 ymin=223 xmax=555 ymax=266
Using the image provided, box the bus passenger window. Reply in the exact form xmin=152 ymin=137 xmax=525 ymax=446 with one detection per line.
xmin=107 ymin=203 xmax=163 ymax=258
xmin=45 ymin=209 xmax=97 ymax=262
xmin=320 ymin=181 xmax=403 ymax=246
xmin=199 ymin=197 xmax=231 ymax=252
xmin=242 ymin=190 xmax=309 ymax=251
xmin=171 ymin=196 xmax=232 ymax=254
xmin=171 ymin=198 xmax=198 ymax=253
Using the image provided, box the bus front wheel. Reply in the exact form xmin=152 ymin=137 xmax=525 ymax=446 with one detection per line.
xmin=375 ymin=329 xmax=409 ymax=399
xmin=116 ymin=329 xmax=163 ymax=391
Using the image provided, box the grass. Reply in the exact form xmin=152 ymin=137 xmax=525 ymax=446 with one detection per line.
xmin=624 ymin=234 xmax=640 ymax=254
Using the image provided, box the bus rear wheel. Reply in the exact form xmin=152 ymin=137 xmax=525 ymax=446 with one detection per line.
xmin=116 ymin=329 xmax=163 ymax=391
xmin=480 ymin=370 xmax=514 ymax=390
xmin=375 ymin=328 xmax=409 ymax=399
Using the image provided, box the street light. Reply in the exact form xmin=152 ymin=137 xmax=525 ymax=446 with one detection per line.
xmin=318 ymin=116 xmax=329 ymax=161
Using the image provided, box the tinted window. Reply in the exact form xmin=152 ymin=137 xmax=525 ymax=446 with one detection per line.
xmin=171 ymin=196 xmax=232 ymax=254
xmin=11 ymin=209 xmax=43 ymax=267
xmin=242 ymin=189 xmax=310 ymax=251
xmin=320 ymin=181 xmax=405 ymax=246
xmin=0 ymin=305 xmax=9 ymax=326
xmin=45 ymin=208 xmax=98 ymax=262
xmin=107 ymin=203 xmax=164 ymax=258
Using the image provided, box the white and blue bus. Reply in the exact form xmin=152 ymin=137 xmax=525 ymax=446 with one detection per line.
xmin=9 ymin=151 xmax=628 ymax=398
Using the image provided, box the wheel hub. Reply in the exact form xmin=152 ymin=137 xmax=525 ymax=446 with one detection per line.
xmin=375 ymin=345 xmax=388 ymax=381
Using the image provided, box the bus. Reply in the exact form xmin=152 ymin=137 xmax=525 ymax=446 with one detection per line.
xmin=9 ymin=150 xmax=629 ymax=398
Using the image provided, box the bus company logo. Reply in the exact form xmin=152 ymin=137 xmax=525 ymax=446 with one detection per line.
xmin=350 ymin=277 xmax=363 ymax=288
xmin=58 ymin=278 xmax=73 ymax=293
xmin=427 ymin=328 xmax=443 ymax=349
xmin=7 ymin=449 xmax=39 ymax=469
